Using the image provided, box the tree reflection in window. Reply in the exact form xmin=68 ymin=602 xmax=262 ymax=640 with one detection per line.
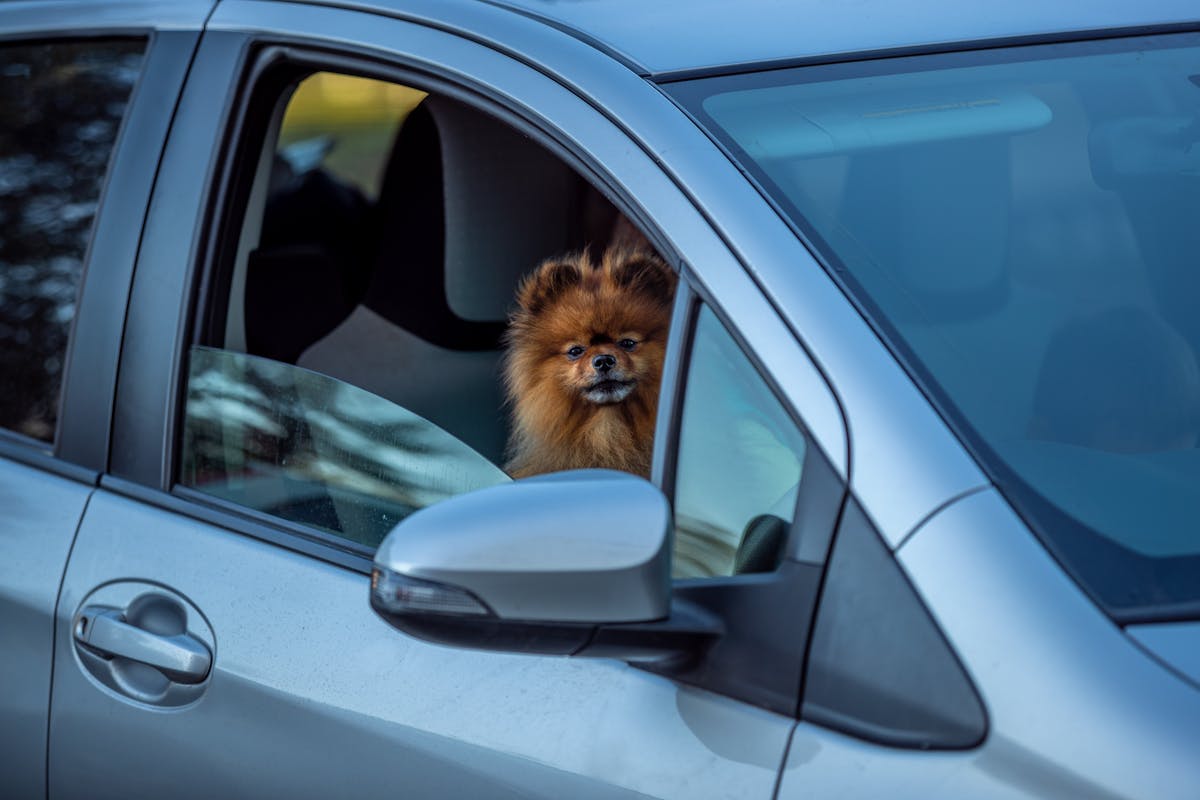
xmin=0 ymin=40 xmax=145 ymax=441
xmin=180 ymin=347 xmax=509 ymax=548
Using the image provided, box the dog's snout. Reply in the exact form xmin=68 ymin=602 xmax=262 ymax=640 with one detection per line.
xmin=592 ymin=353 xmax=617 ymax=373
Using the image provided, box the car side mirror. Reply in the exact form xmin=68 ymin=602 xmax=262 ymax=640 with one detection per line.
xmin=371 ymin=470 xmax=719 ymax=663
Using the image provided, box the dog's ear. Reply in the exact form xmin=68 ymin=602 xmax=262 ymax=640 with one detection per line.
xmin=609 ymin=253 xmax=677 ymax=305
xmin=516 ymin=256 xmax=585 ymax=315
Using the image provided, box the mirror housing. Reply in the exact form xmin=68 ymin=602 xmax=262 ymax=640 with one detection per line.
xmin=371 ymin=470 xmax=719 ymax=662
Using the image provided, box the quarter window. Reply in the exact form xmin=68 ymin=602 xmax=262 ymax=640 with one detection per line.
xmin=0 ymin=40 xmax=145 ymax=441
xmin=672 ymin=305 xmax=807 ymax=578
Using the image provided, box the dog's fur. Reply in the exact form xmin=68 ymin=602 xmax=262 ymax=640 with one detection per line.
xmin=503 ymin=245 xmax=676 ymax=478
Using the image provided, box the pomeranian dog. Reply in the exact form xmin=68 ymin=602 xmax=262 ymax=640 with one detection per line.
xmin=503 ymin=244 xmax=676 ymax=478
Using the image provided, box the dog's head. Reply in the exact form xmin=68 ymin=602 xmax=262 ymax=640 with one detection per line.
xmin=505 ymin=246 xmax=676 ymax=413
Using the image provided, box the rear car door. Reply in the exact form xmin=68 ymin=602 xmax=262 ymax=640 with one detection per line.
xmin=46 ymin=3 xmax=849 ymax=797
xmin=0 ymin=3 xmax=205 ymax=797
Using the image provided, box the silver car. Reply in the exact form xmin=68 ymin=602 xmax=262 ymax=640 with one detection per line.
xmin=2 ymin=0 xmax=1199 ymax=797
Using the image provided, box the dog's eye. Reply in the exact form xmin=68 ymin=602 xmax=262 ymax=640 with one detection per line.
xmin=567 ymin=345 xmax=586 ymax=359
xmin=618 ymin=339 xmax=638 ymax=351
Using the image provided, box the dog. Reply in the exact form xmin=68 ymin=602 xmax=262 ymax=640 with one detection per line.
xmin=502 ymin=244 xmax=676 ymax=478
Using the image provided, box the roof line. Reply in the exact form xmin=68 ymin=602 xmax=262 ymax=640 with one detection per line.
xmin=475 ymin=0 xmax=650 ymax=76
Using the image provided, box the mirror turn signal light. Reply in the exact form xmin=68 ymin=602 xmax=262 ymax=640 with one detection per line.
xmin=371 ymin=568 xmax=493 ymax=617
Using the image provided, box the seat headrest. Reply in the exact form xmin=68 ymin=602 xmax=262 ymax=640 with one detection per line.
xmin=361 ymin=95 xmax=586 ymax=349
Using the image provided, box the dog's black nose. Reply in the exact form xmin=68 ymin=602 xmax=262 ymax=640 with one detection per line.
xmin=592 ymin=353 xmax=616 ymax=373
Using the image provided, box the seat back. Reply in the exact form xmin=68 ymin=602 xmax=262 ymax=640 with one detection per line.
xmin=300 ymin=95 xmax=594 ymax=462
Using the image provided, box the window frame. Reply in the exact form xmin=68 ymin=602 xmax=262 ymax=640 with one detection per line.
xmin=0 ymin=25 xmax=197 ymax=478
xmin=110 ymin=31 xmax=695 ymax=569
xmin=89 ymin=5 xmax=857 ymax=717
xmin=109 ymin=6 xmax=851 ymax=604
xmin=647 ymin=277 xmax=847 ymax=713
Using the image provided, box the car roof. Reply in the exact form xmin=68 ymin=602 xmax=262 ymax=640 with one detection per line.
xmin=277 ymin=0 xmax=1198 ymax=77
xmin=480 ymin=0 xmax=1199 ymax=77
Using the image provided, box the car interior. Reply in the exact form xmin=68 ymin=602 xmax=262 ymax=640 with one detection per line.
xmin=181 ymin=69 xmax=646 ymax=545
xmin=227 ymin=72 xmax=634 ymax=463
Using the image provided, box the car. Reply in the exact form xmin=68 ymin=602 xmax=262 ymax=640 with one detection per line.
xmin=2 ymin=0 xmax=1199 ymax=797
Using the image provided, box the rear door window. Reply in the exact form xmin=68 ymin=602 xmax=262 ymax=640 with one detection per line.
xmin=0 ymin=40 xmax=145 ymax=441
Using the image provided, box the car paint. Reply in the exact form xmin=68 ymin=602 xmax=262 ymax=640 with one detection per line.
xmin=47 ymin=4 xmax=834 ymax=797
xmin=1 ymin=0 xmax=1197 ymax=798
xmin=0 ymin=461 xmax=91 ymax=800
xmin=480 ymin=0 xmax=1200 ymax=76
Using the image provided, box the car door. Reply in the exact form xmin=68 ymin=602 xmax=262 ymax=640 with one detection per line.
xmin=46 ymin=3 xmax=849 ymax=798
xmin=0 ymin=4 xmax=205 ymax=797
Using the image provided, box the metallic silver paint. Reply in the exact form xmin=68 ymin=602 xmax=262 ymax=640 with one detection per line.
xmin=482 ymin=0 xmax=1200 ymax=75
xmin=1127 ymin=622 xmax=1200 ymax=689
xmin=0 ymin=0 xmax=213 ymax=35
xmin=0 ymin=459 xmax=91 ymax=799
xmin=50 ymin=491 xmax=791 ymax=799
xmin=891 ymin=489 xmax=1200 ymax=799
xmin=11 ymin=1 xmax=1196 ymax=797
xmin=375 ymin=470 xmax=672 ymax=623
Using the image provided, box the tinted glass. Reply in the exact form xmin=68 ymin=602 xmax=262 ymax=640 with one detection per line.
xmin=0 ymin=40 xmax=144 ymax=441
xmin=180 ymin=347 xmax=509 ymax=549
xmin=672 ymin=306 xmax=806 ymax=578
xmin=670 ymin=33 xmax=1200 ymax=617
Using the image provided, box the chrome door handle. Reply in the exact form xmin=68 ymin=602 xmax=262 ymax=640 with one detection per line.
xmin=75 ymin=607 xmax=212 ymax=684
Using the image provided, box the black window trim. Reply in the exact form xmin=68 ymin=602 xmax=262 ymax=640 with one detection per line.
xmin=647 ymin=275 xmax=849 ymax=715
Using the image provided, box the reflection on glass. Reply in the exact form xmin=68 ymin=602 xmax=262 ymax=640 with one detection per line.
xmin=673 ymin=307 xmax=806 ymax=578
xmin=669 ymin=34 xmax=1200 ymax=612
xmin=0 ymin=40 xmax=145 ymax=441
xmin=180 ymin=347 xmax=509 ymax=548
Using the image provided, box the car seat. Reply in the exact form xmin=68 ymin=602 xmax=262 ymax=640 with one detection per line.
xmin=298 ymin=94 xmax=598 ymax=463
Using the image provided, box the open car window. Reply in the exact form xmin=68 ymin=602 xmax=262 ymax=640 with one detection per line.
xmin=176 ymin=60 xmax=653 ymax=549
xmin=180 ymin=346 xmax=509 ymax=548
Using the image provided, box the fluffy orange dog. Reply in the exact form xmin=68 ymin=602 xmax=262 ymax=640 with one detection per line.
xmin=503 ymin=245 xmax=676 ymax=478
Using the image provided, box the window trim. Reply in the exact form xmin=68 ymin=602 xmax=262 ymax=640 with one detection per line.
xmin=104 ymin=474 xmax=374 ymax=573
xmin=55 ymin=31 xmax=200 ymax=471
xmin=642 ymin=278 xmax=848 ymax=715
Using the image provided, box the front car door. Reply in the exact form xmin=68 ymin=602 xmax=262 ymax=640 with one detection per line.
xmin=46 ymin=2 xmax=851 ymax=797
xmin=0 ymin=3 xmax=206 ymax=796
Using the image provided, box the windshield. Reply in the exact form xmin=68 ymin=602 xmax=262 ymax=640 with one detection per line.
xmin=668 ymin=33 xmax=1200 ymax=620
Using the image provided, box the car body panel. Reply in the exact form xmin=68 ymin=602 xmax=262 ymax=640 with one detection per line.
xmin=0 ymin=0 xmax=213 ymax=36
xmin=778 ymin=491 xmax=1200 ymax=799
xmin=0 ymin=461 xmax=92 ymax=800
xmin=0 ymin=0 xmax=1194 ymax=797
xmin=0 ymin=8 xmax=200 ymax=796
xmin=1127 ymin=622 xmax=1200 ymax=689
xmin=51 ymin=5 xmax=837 ymax=797
xmin=49 ymin=491 xmax=792 ymax=799
xmin=336 ymin=0 xmax=1200 ymax=76
xmin=883 ymin=489 xmax=1200 ymax=798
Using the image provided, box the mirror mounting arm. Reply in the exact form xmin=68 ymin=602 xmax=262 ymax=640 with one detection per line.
xmin=577 ymin=599 xmax=724 ymax=668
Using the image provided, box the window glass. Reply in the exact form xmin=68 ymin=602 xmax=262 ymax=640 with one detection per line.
xmin=0 ymin=40 xmax=145 ymax=441
xmin=180 ymin=346 xmax=509 ymax=548
xmin=672 ymin=305 xmax=807 ymax=578
xmin=182 ymin=65 xmax=634 ymax=547
xmin=668 ymin=33 xmax=1200 ymax=616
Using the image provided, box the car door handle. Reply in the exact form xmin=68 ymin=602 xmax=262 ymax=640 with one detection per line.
xmin=75 ymin=607 xmax=212 ymax=684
